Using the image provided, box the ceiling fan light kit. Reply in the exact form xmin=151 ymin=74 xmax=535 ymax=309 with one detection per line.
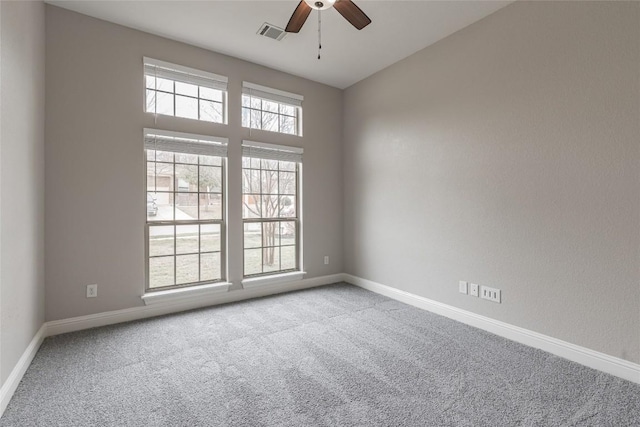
xmin=285 ymin=0 xmax=372 ymax=33
xmin=305 ymin=0 xmax=336 ymax=11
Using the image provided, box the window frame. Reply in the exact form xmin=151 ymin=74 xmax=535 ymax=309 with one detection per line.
xmin=241 ymin=82 xmax=303 ymax=137
xmin=144 ymin=129 xmax=228 ymax=292
xmin=144 ymin=57 xmax=229 ymax=124
xmin=241 ymin=141 xmax=303 ymax=279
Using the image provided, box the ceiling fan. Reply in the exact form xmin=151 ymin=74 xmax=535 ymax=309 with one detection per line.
xmin=285 ymin=0 xmax=372 ymax=33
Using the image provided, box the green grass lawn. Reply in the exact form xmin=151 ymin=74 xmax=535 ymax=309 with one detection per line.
xmin=148 ymin=231 xmax=296 ymax=288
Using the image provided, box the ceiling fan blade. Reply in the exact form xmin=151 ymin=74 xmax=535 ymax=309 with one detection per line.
xmin=285 ymin=1 xmax=312 ymax=33
xmin=334 ymin=0 xmax=372 ymax=30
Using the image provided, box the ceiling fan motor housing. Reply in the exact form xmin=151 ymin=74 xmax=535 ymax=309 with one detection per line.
xmin=304 ymin=0 xmax=336 ymax=10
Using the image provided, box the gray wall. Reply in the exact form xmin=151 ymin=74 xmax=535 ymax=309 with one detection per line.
xmin=45 ymin=6 xmax=343 ymax=321
xmin=343 ymin=1 xmax=640 ymax=363
xmin=0 ymin=1 xmax=46 ymax=384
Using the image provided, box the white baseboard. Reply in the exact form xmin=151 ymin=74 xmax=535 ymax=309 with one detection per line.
xmin=45 ymin=273 xmax=343 ymax=337
xmin=0 ymin=273 xmax=342 ymax=418
xmin=344 ymin=274 xmax=640 ymax=385
xmin=0 ymin=324 xmax=46 ymax=418
xmin=2 ymin=273 xmax=637 ymax=420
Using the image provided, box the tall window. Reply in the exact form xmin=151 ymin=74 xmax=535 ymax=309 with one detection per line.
xmin=145 ymin=129 xmax=227 ymax=290
xmin=242 ymin=141 xmax=303 ymax=277
xmin=144 ymin=58 xmax=228 ymax=124
xmin=241 ymin=82 xmax=303 ymax=136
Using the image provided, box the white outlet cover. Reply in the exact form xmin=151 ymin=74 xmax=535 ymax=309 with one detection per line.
xmin=480 ymin=285 xmax=501 ymax=303
xmin=470 ymin=283 xmax=479 ymax=297
xmin=459 ymin=281 xmax=468 ymax=294
xmin=86 ymin=284 xmax=98 ymax=298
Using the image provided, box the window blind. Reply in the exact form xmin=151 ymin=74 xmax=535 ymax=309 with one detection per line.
xmin=144 ymin=57 xmax=228 ymax=92
xmin=242 ymin=82 xmax=303 ymax=107
xmin=144 ymin=129 xmax=228 ymax=157
xmin=242 ymin=140 xmax=303 ymax=163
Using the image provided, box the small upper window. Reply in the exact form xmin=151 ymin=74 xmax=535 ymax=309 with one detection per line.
xmin=241 ymin=82 xmax=303 ymax=136
xmin=144 ymin=57 xmax=228 ymax=124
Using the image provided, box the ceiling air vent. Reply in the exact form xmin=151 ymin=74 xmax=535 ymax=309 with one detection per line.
xmin=257 ymin=23 xmax=287 ymax=41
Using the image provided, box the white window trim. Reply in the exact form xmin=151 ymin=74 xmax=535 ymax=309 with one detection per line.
xmin=144 ymin=129 xmax=229 ymax=293
xmin=241 ymin=140 xmax=304 ymax=281
xmin=142 ymin=282 xmax=231 ymax=306
xmin=241 ymin=271 xmax=306 ymax=289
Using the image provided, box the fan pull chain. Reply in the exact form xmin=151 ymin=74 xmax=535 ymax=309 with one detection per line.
xmin=317 ymin=10 xmax=322 ymax=60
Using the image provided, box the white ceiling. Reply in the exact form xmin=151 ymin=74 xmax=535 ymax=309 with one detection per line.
xmin=46 ymin=0 xmax=512 ymax=89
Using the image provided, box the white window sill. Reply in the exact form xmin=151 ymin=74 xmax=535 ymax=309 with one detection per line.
xmin=141 ymin=282 xmax=231 ymax=306
xmin=241 ymin=271 xmax=306 ymax=289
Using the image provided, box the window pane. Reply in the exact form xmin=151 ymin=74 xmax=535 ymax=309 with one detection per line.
xmin=156 ymin=91 xmax=174 ymax=116
xmin=280 ymin=115 xmax=296 ymax=135
xmin=148 ymin=225 xmax=174 ymax=257
xmin=149 ymin=256 xmax=174 ymax=289
xmin=199 ymin=194 xmax=222 ymax=220
xmin=156 ymin=151 xmax=174 ymax=162
xmin=175 ymin=153 xmax=198 ymax=165
xmin=262 ymin=195 xmax=279 ymax=218
xmin=146 ymin=89 xmax=156 ymax=113
xmin=279 ymin=172 xmax=296 ymax=195
xmin=250 ymin=97 xmax=261 ymax=109
xmin=250 ymin=109 xmax=261 ymax=129
xmin=241 ymin=107 xmax=250 ymax=128
xmin=279 ymin=161 xmax=296 ymax=172
xmin=200 ymin=87 xmax=223 ymax=102
xmin=176 ymin=225 xmax=199 ymax=255
xmin=243 ymin=222 xmax=261 ymax=249
xmin=262 ymin=222 xmax=279 ymax=248
xmin=176 ymin=193 xmax=198 ymax=220
xmin=201 ymin=224 xmax=220 ymax=252
xmin=262 ymin=159 xmax=278 ymax=170
xmin=176 ymin=95 xmax=198 ymax=120
xmin=279 ymin=196 xmax=296 ymax=218
xmin=175 ymin=81 xmax=198 ymax=97
xmin=145 ymin=75 xmax=156 ymax=89
xmin=263 ymin=112 xmax=278 ymax=132
xmin=242 ymin=169 xmax=260 ymax=194
xmin=147 ymin=162 xmax=157 ymax=191
xmin=280 ymin=221 xmax=296 ymax=246
xmin=263 ymin=247 xmax=280 ymax=273
xmin=156 ymin=77 xmax=173 ymax=92
xmin=146 ymin=192 xmax=159 ymax=221
xmin=200 ymin=100 xmax=222 ymax=123
xmin=243 ymin=195 xmax=261 ymax=218
xmin=200 ymin=166 xmax=222 ymax=192
xmin=200 ymin=155 xmax=222 ymax=166
xmin=149 ymin=192 xmax=174 ymax=221
xmin=201 ymin=252 xmax=221 ymax=282
xmin=244 ymin=249 xmax=262 ymax=276
xmin=261 ymin=170 xmax=278 ymax=194
xmin=263 ymin=100 xmax=279 ymax=113
xmin=176 ymin=254 xmax=199 ymax=284
xmin=152 ymin=162 xmax=174 ymax=192
xmin=241 ymin=95 xmax=251 ymax=107
xmin=280 ymin=104 xmax=295 ymax=116
xmin=281 ymin=246 xmax=296 ymax=270
xmin=175 ymin=164 xmax=197 ymax=192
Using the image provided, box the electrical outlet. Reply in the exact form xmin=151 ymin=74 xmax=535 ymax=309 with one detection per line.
xmin=480 ymin=285 xmax=501 ymax=303
xmin=469 ymin=283 xmax=479 ymax=297
xmin=86 ymin=284 xmax=98 ymax=298
xmin=459 ymin=281 xmax=468 ymax=294
xmin=324 ymin=256 xmax=329 ymax=265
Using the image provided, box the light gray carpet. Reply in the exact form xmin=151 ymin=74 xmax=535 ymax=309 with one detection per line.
xmin=2 ymin=283 xmax=639 ymax=426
